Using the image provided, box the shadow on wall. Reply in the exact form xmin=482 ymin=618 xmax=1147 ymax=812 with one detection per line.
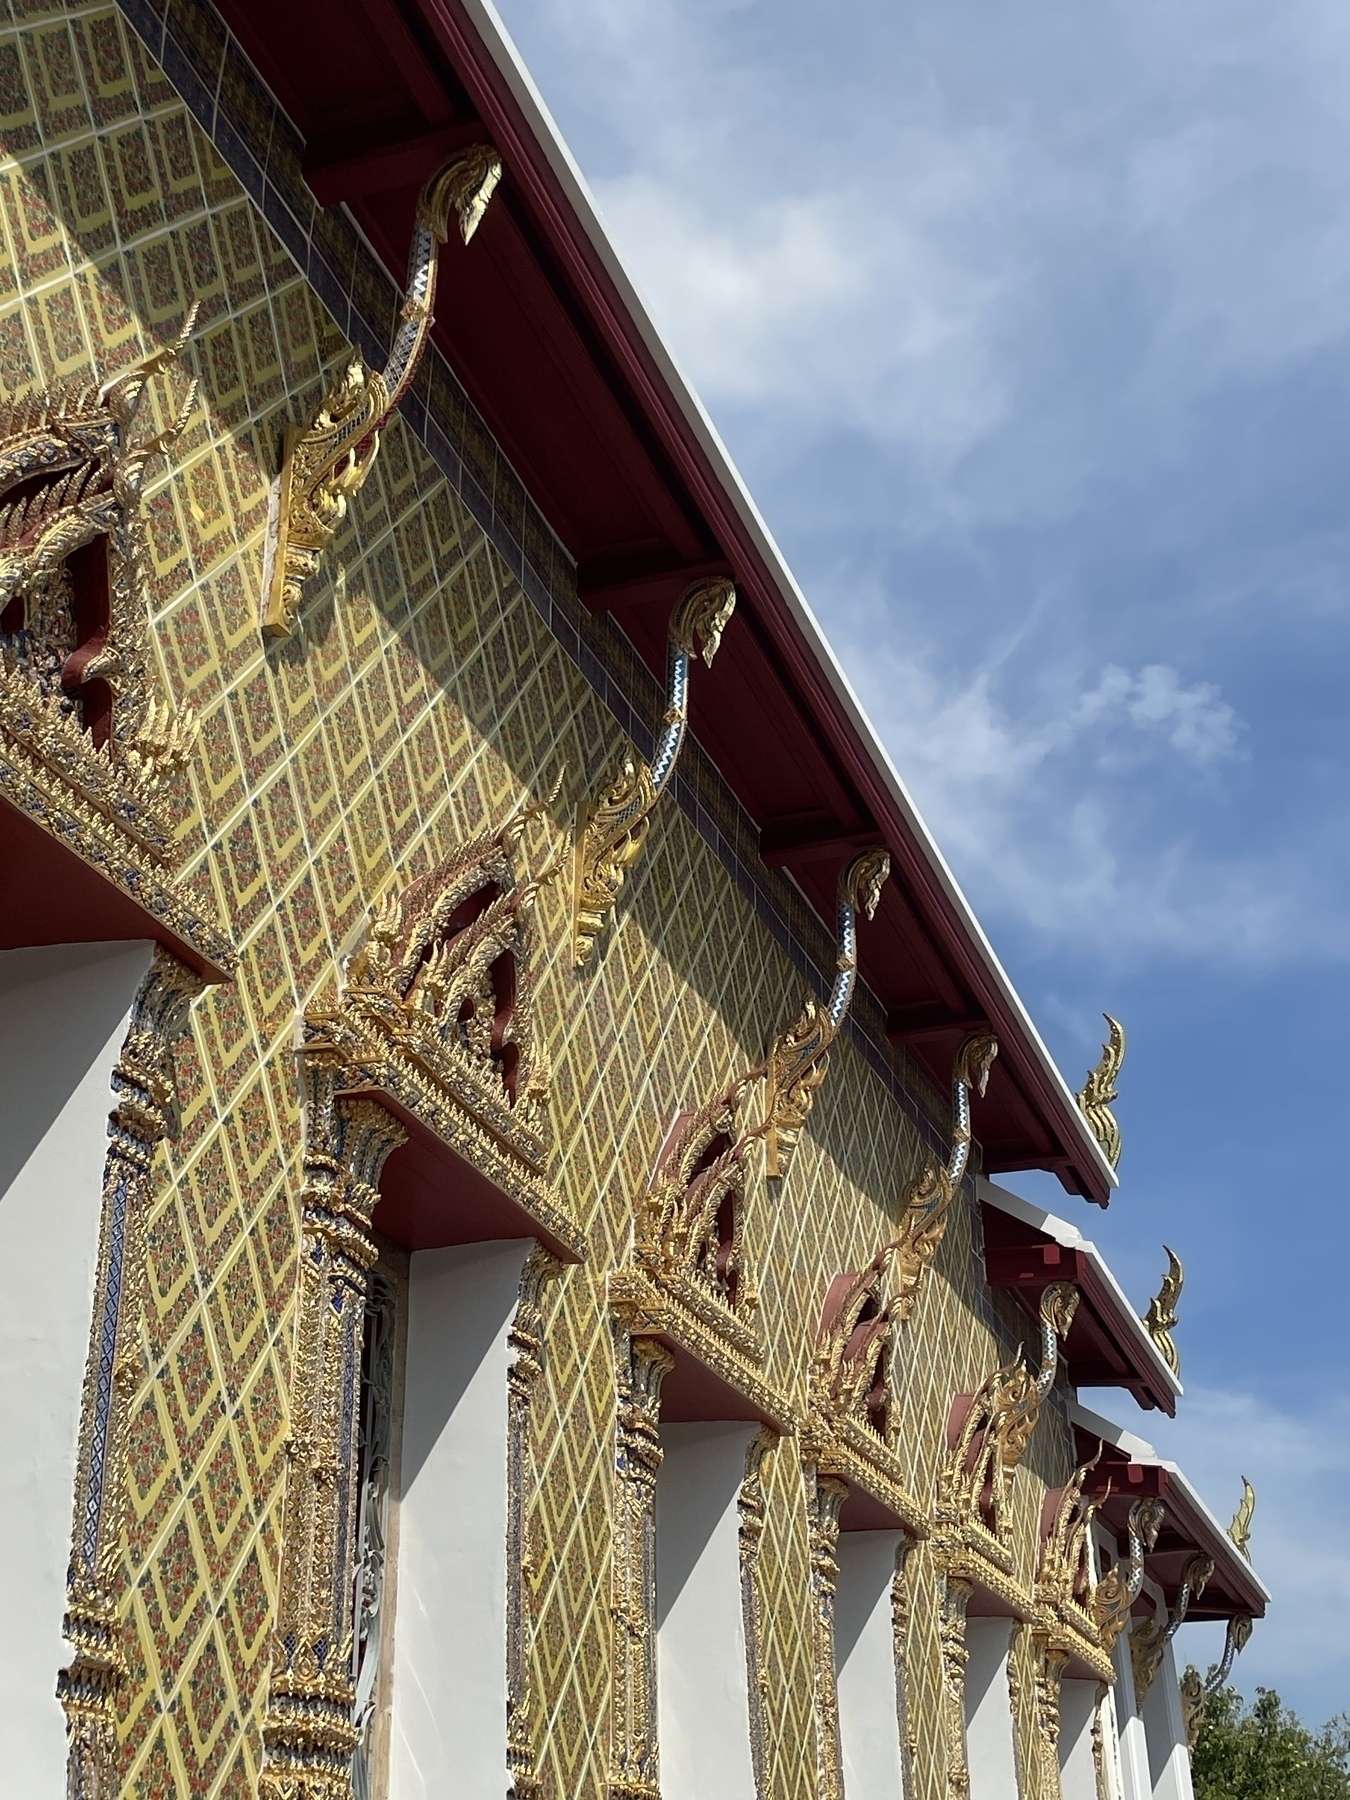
xmin=0 ymin=941 xmax=153 ymax=1197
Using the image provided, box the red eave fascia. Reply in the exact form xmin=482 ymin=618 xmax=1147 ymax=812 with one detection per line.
xmin=414 ymin=0 xmax=1115 ymax=1204
xmin=1072 ymin=1405 xmax=1269 ymax=1623
xmin=223 ymin=0 xmax=1115 ymax=1201
xmin=980 ymin=1179 xmax=1179 ymax=1415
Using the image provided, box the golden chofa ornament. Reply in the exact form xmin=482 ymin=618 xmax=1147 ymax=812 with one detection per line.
xmin=262 ymin=146 xmax=503 ymax=638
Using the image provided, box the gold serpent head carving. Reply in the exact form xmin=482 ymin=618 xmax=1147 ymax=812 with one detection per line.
xmin=1130 ymin=1549 xmax=1213 ymax=1701
xmin=761 ymin=849 xmax=890 ymax=1179
xmin=669 ymin=575 xmax=737 ymax=667
xmin=420 ymin=144 xmax=504 ymax=248
xmin=1077 ymin=1012 xmax=1126 ymax=1169
xmin=1143 ymin=1245 xmax=1184 ymax=1379
xmin=572 ymin=579 xmax=737 ymax=966
xmin=1186 ymin=1608 xmax=1256 ymax=1744
xmin=844 ymin=845 xmax=891 ymax=922
xmin=890 ymin=1032 xmax=1000 ymax=1324
xmin=956 ymin=1031 xmax=999 ymax=1098
xmin=1228 ymin=1478 xmax=1256 ymax=1560
xmin=1094 ymin=1496 xmax=1164 ymax=1653
xmin=263 ymin=147 xmax=502 ymax=637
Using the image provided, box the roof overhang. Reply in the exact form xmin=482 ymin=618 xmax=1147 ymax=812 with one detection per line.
xmin=209 ymin=0 xmax=1115 ymax=1200
xmin=980 ymin=1180 xmax=1180 ymax=1414
xmin=1072 ymin=1403 xmax=1269 ymax=1622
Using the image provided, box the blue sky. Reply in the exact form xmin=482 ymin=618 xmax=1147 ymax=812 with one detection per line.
xmin=491 ymin=0 xmax=1349 ymax=1723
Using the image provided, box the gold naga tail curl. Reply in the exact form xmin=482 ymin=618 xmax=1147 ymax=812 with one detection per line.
xmin=1094 ymin=1495 xmax=1165 ymax=1653
xmin=760 ymin=846 xmax=890 ymax=1179
xmin=1077 ymin=1012 xmax=1125 ymax=1169
xmin=262 ymin=145 xmax=503 ymax=638
xmin=571 ymin=577 xmax=737 ymax=967
xmin=1181 ymin=1612 xmax=1255 ymax=1748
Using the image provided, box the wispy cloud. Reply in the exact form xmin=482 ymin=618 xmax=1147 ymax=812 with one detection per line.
xmin=837 ymin=641 xmax=1326 ymax=962
xmin=496 ymin=0 xmax=1350 ymax=1728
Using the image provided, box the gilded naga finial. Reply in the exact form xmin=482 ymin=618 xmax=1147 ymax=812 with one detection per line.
xmin=1076 ymin=1013 xmax=1125 ymax=1169
xmin=1228 ymin=1478 xmax=1255 ymax=1561
xmin=571 ymin=578 xmax=736 ymax=967
xmin=1131 ymin=1550 xmax=1213 ymax=1701
xmin=1094 ymin=1496 xmax=1165 ymax=1653
xmin=1181 ymin=1612 xmax=1255 ymax=1748
xmin=891 ymin=1031 xmax=998 ymax=1322
xmin=761 ymin=847 xmax=890 ymax=1179
xmin=262 ymin=145 xmax=503 ymax=638
xmin=1143 ymin=1246 xmax=1183 ymax=1379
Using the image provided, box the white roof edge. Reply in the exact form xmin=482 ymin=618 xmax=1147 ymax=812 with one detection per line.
xmin=979 ymin=1180 xmax=1182 ymax=1401
xmin=1069 ymin=1403 xmax=1272 ymax=1606
xmin=458 ymin=0 xmax=1116 ymax=1201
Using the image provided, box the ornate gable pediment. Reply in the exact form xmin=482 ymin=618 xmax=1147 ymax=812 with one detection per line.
xmin=0 ymin=314 xmax=233 ymax=977
xmin=306 ymin=798 xmax=583 ymax=1262
xmin=934 ymin=1282 xmax=1079 ymax=1607
xmin=803 ymin=1251 xmax=927 ymax=1537
xmin=1033 ymin=1457 xmax=1121 ymax=1683
xmin=610 ymin=1071 xmax=792 ymax=1428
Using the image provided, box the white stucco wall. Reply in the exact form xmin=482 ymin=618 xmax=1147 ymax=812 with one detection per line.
xmin=388 ymin=1238 xmax=532 ymax=1800
xmin=1142 ymin=1640 xmax=1194 ymax=1800
xmin=656 ymin=1421 xmax=759 ymax=1800
xmin=835 ymin=1531 xmax=905 ymax=1800
xmin=0 ymin=939 xmax=152 ymax=1797
xmin=1059 ymin=1679 xmax=1100 ymax=1800
xmin=964 ymin=1617 xmax=1019 ymax=1800
xmin=1112 ymin=1616 xmax=1151 ymax=1800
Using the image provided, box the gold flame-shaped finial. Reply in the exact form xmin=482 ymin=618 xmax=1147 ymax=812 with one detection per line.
xmin=1077 ymin=1013 xmax=1125 ymax=1169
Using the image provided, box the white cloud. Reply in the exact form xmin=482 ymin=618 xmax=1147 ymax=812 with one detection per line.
xmin=502 ymin=0 xmax=1350 ymax=531
xmin=590 ymin=141 xmax=1014 ymax=452
xmin=1071 ymin=665 xmax=1241 ymax=765
xmin=840 ymin=643 xmax=1326 ymax=962
xmin=498 ymin=0 xmax=1350 ymax=967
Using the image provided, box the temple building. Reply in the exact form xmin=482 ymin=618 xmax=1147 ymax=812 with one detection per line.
xmin=0 ymin=2 xmax=1266 ymax=1798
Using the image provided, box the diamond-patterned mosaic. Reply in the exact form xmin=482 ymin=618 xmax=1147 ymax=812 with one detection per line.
xmin=0 ymin=2 xmax=1086 ymax=1796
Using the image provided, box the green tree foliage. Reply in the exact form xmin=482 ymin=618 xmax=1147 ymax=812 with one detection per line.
xmin=1190 ymin=1678 xmax=1350 ymax=1800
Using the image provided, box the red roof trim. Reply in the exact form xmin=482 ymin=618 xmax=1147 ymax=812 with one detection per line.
xmin=211 ymin=0 xmax=1117 ymax=1201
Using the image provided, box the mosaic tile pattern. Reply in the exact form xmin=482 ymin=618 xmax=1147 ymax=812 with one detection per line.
xmin=0 ymin=3 xmax=1082 ymax=1796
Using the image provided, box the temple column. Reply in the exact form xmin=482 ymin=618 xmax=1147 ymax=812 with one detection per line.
xmin=260 ymin=1054 xmax=406 ymax=1800
xmin=57 ymin=948 xmax=203 ymax=1800
xmin=806 ymin=1474 xmax=849 ymax=1800
xmin=608 ymin=1331 xmax=674 ymax=1800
